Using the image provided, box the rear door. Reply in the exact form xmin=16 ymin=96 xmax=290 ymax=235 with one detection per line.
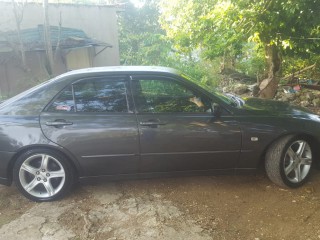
xmin=40 ymin=75 xmax=140 ymax=177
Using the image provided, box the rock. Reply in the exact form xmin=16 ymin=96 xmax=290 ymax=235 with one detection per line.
xmin=312 ymin=98 xmax=320 ymax=107
xmin=280 ymin=95 xmax=290 ymax=102
xmin=287 ymin=94 xmax=296 ymax=101
xmin=233 ymin=84 xmax=249 ymax=95
xmin=295 ymin=91 xmax=301 ymax=98
xmin=299 ymin=95 xmax=307 ymax=102
xmin=252 ymin=85 xmax=260 ymax=96
xmin=300 ymin=101 xmax=310 ymax=107
xmin=222 ymin=86 xmax=231 ymax=93
xmin=304 ymin=186 xmax=315 ymax=194
xmin=305 ymin=92 xmax=314 ymax=100
xmin=248 ymin=84 xmax=258 ymax=91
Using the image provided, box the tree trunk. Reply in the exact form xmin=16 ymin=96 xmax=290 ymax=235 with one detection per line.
xmin=258 ymin=44 xmax=282 ymax=99
xmin=12 ymin=0 xmax=27 ymax=70
xmin=43 ymin=0 xmax=54 ymax=75
xmin=54 ymin=12 xmax=62 ymax=63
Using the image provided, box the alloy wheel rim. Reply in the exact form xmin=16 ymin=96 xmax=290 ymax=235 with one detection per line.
xmin=19 ymin=154 xmax=66 ymax=198
xmin=283 ymin=140 xmax=312 ymax=183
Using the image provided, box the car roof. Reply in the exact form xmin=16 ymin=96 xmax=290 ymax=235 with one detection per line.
xmin=57 ymin=66 xmax=181 ymax=79
xmin=0 ymin=66 xmax=182 ymax=113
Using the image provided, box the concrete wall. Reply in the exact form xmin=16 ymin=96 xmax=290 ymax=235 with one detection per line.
xmin=66 ymin=47 xmax=94 ymax=70
xmin=0 ymin=2 xmax=120 ymax=66
xmin=0 ymin=2 xmax=120 ymax=96
xmin=0 ymin=50 xmax=69 ymax=96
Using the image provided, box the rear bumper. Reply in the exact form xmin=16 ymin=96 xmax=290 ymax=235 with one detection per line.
xmin=0 ymin=151 xmax=15 ymax=186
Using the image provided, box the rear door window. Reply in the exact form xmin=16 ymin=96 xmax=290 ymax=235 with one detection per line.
xmin=47 ymin=77 xmax=130 ymax=113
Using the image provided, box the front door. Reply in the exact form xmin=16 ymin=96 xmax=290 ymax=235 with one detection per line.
xmin=131 ymin=75 xmax=241 ymax=173
xmin=40 ymin=75 xmax=140 ymax=177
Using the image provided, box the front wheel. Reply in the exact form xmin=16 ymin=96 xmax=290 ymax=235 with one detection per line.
xmin=265 ymin=135 xmax=313 ymax=188
xmin=13 ymin=149 xmax=75 ymax=202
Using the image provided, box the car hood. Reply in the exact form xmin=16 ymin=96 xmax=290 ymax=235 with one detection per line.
xmin=240 ymin=97 xmax=315 ymax=118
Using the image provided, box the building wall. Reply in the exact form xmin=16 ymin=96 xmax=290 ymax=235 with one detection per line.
xmin=66 ymin=47 xmax=94 ymax=70
xmin=0 ymin=2 xmax=120 ymax=96
xmin=0 ymin=51 xmax=66 ymax=96
xmin=0 ymin=2 xmax=120 ymax=66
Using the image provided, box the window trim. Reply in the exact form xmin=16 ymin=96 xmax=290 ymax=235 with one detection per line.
xmin=130 ymin=75 xmax=215 ymax=115
xmin=44 ymin=75 xmax=133 ymax=114
xmin=71 ymin=84 xmax=77 ymax=113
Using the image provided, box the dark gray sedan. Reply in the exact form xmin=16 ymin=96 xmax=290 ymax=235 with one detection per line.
xmin=0 ymin=66 xmax=319 ymax=201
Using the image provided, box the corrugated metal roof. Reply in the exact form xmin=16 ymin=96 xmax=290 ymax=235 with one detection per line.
xmin=0 ymin=25 xmax=112 ymax=52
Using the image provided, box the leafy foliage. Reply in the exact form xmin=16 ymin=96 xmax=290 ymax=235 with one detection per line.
xmin=119 ymin=1 xmax=172 ymax=65
xmin=282 ymin=55 xmax=320 ymax=80
xmin=118 ymin=0 xmax=221 ymax=87
xmin=159 ymin=0 xmax=320 ymax=72
xmin=236 ymin=43 xmax=265 ymax=80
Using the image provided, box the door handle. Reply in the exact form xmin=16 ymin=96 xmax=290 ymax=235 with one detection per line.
xmin=45 ymin=120 xmax=73 ymax=127
xmin=139 ymin=120 xmax=167 ymax=127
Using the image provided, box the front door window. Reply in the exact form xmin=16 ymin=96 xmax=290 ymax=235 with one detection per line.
xmin=131 ymin=75 xmax=241 ymax=173
xmin=133 ymin=79 xmax=212 ymax=113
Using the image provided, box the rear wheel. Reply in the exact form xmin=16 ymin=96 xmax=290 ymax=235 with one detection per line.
xmin=265 ymin=135 xmax=313 ymax=188
xmin=13 ymin=149 xmax=74 ymax=202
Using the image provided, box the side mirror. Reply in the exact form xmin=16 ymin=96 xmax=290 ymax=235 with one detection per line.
xmin=212 ymin=103 xmax=222 ymax=117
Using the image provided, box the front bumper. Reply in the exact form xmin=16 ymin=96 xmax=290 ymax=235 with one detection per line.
xmin=0 ymin=177 xmax=10 ymax=185
xmin=0 ymin=151 xmax=15 ymax=186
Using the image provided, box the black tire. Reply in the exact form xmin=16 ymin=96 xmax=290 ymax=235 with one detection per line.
xmin=13 ymin=149 xmax=75 ymax=202
xmin=265 ymin=135 xmax=313 ymax=188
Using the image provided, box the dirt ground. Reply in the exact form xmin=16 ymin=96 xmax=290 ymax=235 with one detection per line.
xmin=1 ymin=170 xmax=320 ymax=240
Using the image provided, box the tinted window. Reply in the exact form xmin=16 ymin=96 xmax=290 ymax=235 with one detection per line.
xmin=0 ymin=79 xmax=67 ymax=115
xmin=133 ymin=79 xmax=211 ymax=113
xmin=47 ymin=85 xmax=74 ymax=112
xmin=48 ymin=78 xmax=129 ymax=113
xmin=74 ymin=80 xmax=128 ymax=112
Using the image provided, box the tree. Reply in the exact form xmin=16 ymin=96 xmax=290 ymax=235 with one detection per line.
xmin=118 ymin=0 xmax=172 ymax=65
xmin=160 ymin=0 xmax=320 ymax=98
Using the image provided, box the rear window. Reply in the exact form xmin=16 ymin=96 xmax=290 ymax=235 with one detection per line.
xmin=0 ymin=79 xmax=67 ymax=115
